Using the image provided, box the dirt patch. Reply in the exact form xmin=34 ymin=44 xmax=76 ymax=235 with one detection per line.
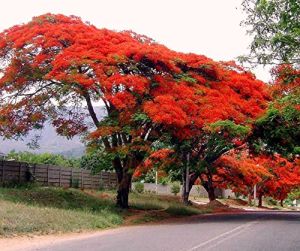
xmin=223 ymin=198 xmax=248 ymax=206
xmin=207 ymin=200 xmax=229 ymax=208
xmin=123 ymin=209 xmax=147 ymax=225
xmin=193 ymin=199 xmax=244 ymax=213
xmin=83 ymin=190 xmax=114 ymax=200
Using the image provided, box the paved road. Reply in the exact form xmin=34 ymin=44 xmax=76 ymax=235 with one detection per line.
xmin=23 ymin=211 xmax=300 ymax=251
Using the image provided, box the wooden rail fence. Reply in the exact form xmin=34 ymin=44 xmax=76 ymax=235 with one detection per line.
xmin=0 ymin=160 xmax=117 ymax=189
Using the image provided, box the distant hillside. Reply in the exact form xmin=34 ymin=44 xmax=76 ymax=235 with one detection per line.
xmin=0 ymin=106 xmax=106 ymax=157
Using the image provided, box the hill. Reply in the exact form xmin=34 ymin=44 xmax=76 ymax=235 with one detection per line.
xmin=0 ymin=106 xmax=106 ymax=157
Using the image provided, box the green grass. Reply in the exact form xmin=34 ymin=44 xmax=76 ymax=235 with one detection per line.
xmin=0 ymin=186 xmax=117 ymax=212
xmin=131 ymin=212 xmax=165 ymax=224
xmin=0 ymin=187 xmax=211 ymax=236
xmin=165 ymin=205 xmax=206 ymax=216
xmin=129 ymin=192 xmax=211 ymax=216
xmin=0 ymin=186 xmax=123 ymax=236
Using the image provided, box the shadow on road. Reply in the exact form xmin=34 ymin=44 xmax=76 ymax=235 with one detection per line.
xmin=166 ymin=211 xmax=300 ymax=225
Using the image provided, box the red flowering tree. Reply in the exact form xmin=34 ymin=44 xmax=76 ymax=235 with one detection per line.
xmin=212 ymin=65 xmax=300 ymax=206
xmin=258 ymin=155 xmax=300 ymax=206
xmin=214 ymin=149 xmax=272 ymax=205
xmin=215 ymin=150 xmax=300 ymax=206
xmin=0 ymin=14 xmax=181 ymax=208
xmin=0 ymin=14 xmax=270 ymax=207
xmin=135 ymin=62 xmax=270 ymax=203
xmin=251 ymin=65 xmax=300 ymax=157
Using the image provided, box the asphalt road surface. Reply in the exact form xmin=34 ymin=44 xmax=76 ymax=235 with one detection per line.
xmin=17 ymin=211 xmax=300 ymax=251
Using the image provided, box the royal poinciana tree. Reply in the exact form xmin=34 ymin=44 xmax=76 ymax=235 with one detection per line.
xmin=214 ymin=149 xmax=300 ymax=206
xmin=251 ymin=65 xmax=300 ymax=157
xmin=214 ymin=149 xmax=272 ymax=205
xmin=0 ymin=14 xmax=270 ymax=207
xmin=0 ymin=14 xmax=203 ymax=207
xmin=214 ymin=65 xmax=300 ymax=206
xmin=134 ymin=62 xmax=270 ymax=203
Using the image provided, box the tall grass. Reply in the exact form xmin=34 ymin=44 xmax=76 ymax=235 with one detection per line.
xmin=0 ymin=187 xmax=122 ymax=236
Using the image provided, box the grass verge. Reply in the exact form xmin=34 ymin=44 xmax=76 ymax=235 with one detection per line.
xmin=0 ymin=186 xmax=122 ymax=236
xmin=0 ymin=186 xmax=211 ymax=236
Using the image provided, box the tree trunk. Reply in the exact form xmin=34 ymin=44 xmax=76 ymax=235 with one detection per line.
xmin=116 ymin=172 xmax=131 ymax=209
xmin=248 ymin=193 xmax=252 ymax=206
xmin=280 ymin=199 xmax=284 ymax=207
xmin=258 ymin=194 xmax=263 ymax=207
xmin=113 ymin=156 xmax=131 ymax=209
xmin=182 ymin=190 xmax=189 ymax=205
xmin=201 ymin=169 xmax=216 ymax=202
xmin=115 ymin=155 xmax=142 ymax=209
xmin=201 ymin=165 xmax=216 ymax=202
xmin=181 ymin=172 xmax=198 ymax=205
xmin=181 ymin=168 xmax=188 ymax=204
xmin=202 ymin=181 xmax=216 ymax=201
xmin=207 ymin=185 xmax=216 ymax=201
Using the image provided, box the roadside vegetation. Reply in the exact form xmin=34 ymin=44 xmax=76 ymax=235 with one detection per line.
xmin=0 ymin=186 xmax=211 ymax=236
xmin=6 ymin=151 xmax=81 ymax=168
xmin=0 ymin=186 xmax=122 ymax=236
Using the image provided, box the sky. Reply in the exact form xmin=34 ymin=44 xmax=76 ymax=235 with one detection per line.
xmin=0 ymin=0 xmax=271 ymax=81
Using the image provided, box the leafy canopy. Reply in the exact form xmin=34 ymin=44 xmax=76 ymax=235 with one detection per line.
xmin=241 ymin=0 xmax=300 ymax=66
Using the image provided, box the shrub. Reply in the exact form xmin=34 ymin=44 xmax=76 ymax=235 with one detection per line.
xmin=195 ymin=185 xmax=202 ymax=197
xmin=265 ymin=197 xmax=278 ymax=206
xmin=134 ymin=182 xmax=144 ymax=193
xmin=159 ymin=177 xmax=169 ymax=186
xmin=171 ymin=182 xmax=180 ymax=196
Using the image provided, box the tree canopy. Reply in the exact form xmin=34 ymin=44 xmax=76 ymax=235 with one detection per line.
xmin=241 ymin=0 xmax=300 ymax=66
xmin=1 ymin=13 xmax=296 ymax=207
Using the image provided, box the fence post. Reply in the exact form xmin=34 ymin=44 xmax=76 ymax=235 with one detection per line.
xmin=71 ymin=168 xmax=73 ymax=188
xmin=33 ymin=164 xmax=36 ymax=182
xmin=1 ymin=160 xmax=4 ymax=183
xmin=58 ymin=166 xmax=61 ymax=187
xmin=19 ymin=162 xmax=22 ymax=182
xmin=47 ymin=165 xmax=49 ymax=186
xmin=81 ymin=169 xmax=83 ymax=189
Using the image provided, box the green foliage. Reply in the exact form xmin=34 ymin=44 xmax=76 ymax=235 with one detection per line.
xmin=288 ymin=187 xmax=300 ymax=200
xmin=129 ymin=192 xmax=211 ymax=215
xmin=265 ymin=196 xmax=278 ymax=206
xmin=175 ymin=73 xmax=197 ymax=83
xmin=209 ymin=120 xmax=250 ymax=137
xmin=80 ymin=149 xmax=113 ymax=173
xmin=195 ymin=185 xmax=203 ymax=197
xmin=132 ymin=112 xmax=151 ymax=124
xmin=253 ymin=104 xmax=300 ymax=156
xmin=294 ymin=147 xmax=300 ymax=154
xmin=6 ymin=150 xmax=80 ymax=168
xmin=165 ymin=205 xmax=204 ymax=216
xmin=143 ymin=169 xmax=156 ymax=183
xmin=170 ymin=182 xmax=181 ymax=196
xmin=159 ymin=177 xmax=169 ymax=186
xmin=134 ymin=182 xmax=145 ymax=193
xmin=241 ymin=0 xmax=300 ymax=66
xmin=0 ymin=187 xmax=123 ymax=236
xmin=165 ymin=169 xmax=182 ymax=183
xmin=0 ymin=186 xmax=212 ymax=236
xmin=134 ymin=167 xmax=174 ymax=185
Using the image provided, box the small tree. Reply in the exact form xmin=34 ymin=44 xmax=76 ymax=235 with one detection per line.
xmin=171 ymin=182 xmax=180 ymax=196
xmin=134 ymin=182 xmax=144 ymax=193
